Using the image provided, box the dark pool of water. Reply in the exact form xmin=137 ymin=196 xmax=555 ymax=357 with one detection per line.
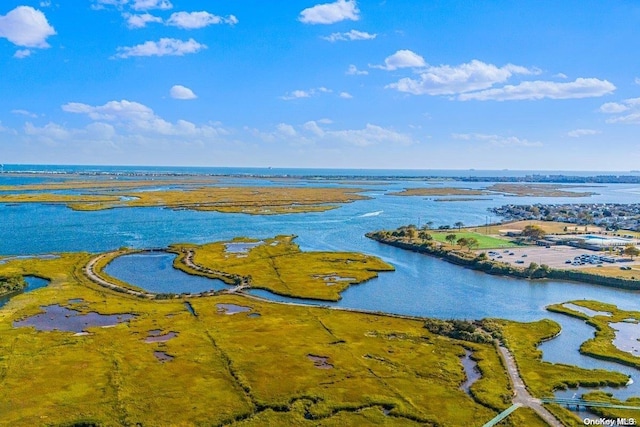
xmin=307 ymin=354 xmax=333 ymax=369
xmin=217 ymin=303 xmax=251 ymax=315
xmin=0 ymin=276 xmax=49 ymax=309
xmin=145 ymin=331 xmax=178 ymax=343
xmin=154 ymin=351 xmax=174 ymax=362
xmin=13 ymin=304 xmax=135 ymax=333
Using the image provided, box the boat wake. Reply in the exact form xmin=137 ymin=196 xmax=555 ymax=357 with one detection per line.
xmin=359 ymin=210 xmax=383 ymax=217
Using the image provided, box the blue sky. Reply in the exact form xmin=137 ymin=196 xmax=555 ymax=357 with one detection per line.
xmin=1 ymin=0 xmax=639 ymax=170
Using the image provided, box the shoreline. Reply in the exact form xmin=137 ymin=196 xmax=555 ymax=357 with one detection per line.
xmin=366 ymin=233 xmax=640 ymax=292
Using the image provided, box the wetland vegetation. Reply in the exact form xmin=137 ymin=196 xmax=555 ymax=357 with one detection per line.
xmin=0 ymin=178 xmax=369 ymax=214
xmin=170 ymin=235 xmax=395 ymax=301
xmin=0 ymin=250 xmax=519 ymax=426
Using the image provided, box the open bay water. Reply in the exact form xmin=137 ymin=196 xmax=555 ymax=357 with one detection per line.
xmin=3 ymin=169 xmax=640 ymax=401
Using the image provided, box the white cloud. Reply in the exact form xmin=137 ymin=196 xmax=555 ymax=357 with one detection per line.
xmin=124 ymin=13 xmax=162 ymax=28
xmin=170 ymin=85 xmax=197 ymax=100
xmin=114 ymin=38 xmax=206 ymax=58
xmin=636 ymin=77 xmax=640 ymax=85
xmin=567 ymin=129 xmax=601 ymax=138
xmin=387 ymin=60 xmax=535 ymax=95
xmin=281 ymin=87 xmax=332 ymax=100
xmin=371 ymin=50 xmax=426 ymax=71
xmin=453 ymin=133 xmax=542 ymax=147
xmin=256 ymin=121 xmax=415 ymax=147
xmin=276 ymin=123 xmax=297 ymax=137
xmin=299 ymin=0 xmax=359 ymax=25
xmin=346 ymin=64 xmax=368 ymax=75
xmin=0 ymin=6 xmax=56 ymax=48
xmin=554 ymin=73 xmax=568 ymax=79
xmin=602 ymin=97 xmax=640 ymax=124
xmin=13 ymin=49 xmax=32 ymax=59
xmin=12 ymin=109 xmax=38 ymax=118
xmin=131 ymin=0 xmax=173 ymax=11
xmin=339 ymin=92 xmax=353 ymax=99
xmin=327 ymin=123 xmax=415 ymax=147
xmin=24 ymin=122 xmax=71 ymax=141
xmin=322 ymin=29 xmax=376 ymax=42
xmin=458 ymin=78 xmax=615 ymax=101
xmin=62 ymin=99 xmax=223 ymax=137
xmin=166 ymin=11 xmax=238 ymax=29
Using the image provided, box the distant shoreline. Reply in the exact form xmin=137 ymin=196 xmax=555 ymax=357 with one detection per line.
xmin=3 ymin=167 xmax=640 ymax=184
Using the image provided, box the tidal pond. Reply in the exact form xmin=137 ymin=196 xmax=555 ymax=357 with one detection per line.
xmin=13 ymin=304 xmax=135 ymax=333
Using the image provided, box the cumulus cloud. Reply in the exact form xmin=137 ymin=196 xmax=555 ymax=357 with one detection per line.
xmin=371 ymin=50 xmax=426 ymax=71
xmin=12 ymin=109 xmax=38 ymax=117
xmin=14 ymin=49 xmax=32 ymax=58
xmin=255 ymin=121 xmax=416 ymax=147
xmin=0 ymin=6 xmax=56 ymax=48
xmin=346 ymin=64 xmax=368 ymax=75
xmin=281 ymin=87 xmax=332 ymax=100
xmin=458 ymin=78 xmax=616 ymax=101
xmin=339 ymin=92 xmax=353 ymax=99
xmin=124 ymin=13 xmax=162 ymax=28
xmin=276 ymin=123 xmax=297 ymax=137
xmin=567 ymin=129 xmax=601 ymax=138
xmin=602 ymin=97 xmax=640 ymax=124
xmin=387 ymin=60 xmax=535 ymax=95
xmin=114 ymin=38 xmax=206 ymax=58
xmin=131 ymin=0 xmax=173 ymax=11
xmin=24 ymin=122 xmax=71 ymax=141
xmin=61 ymin=99 xmax=223 ymax=137
xmin=453 ymin=133 xmax=542 ymax=147
xmin=166 ymin=11 xmax=238 ymax=29
xmin=170 ymin=85 xmax=197 ymax=100
xmin=299 ymin=0 xmax=359 ymax=24
xmin=322 ymin=29 xmax=376 ymax=42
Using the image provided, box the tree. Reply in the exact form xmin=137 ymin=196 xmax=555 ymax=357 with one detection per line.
xmin=454 ymin=221 xmax=464 ymax=230
xmin=466 ymin=237 xmax=479 ymax=251
xmin=445 ymin=234 xmax=457 ymax=246
xmin=456 ymin=237 xmax=468 ymax=250
xmin=623 ymin=244 xmax=640 ymax=260
xmin=522 ymin=225 xmax=546 ymax=241
xmin=407 ymin=227 xmax=418 ymax=242
xmin=422 ymin=221 xmax=433 ymax=230
xmin=418 ymin=231 xmax=432 ymax=241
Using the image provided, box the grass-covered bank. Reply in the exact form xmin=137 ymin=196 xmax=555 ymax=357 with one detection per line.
xmin=367 ymin=230 xmax=640 ymax=291
xmin=170 ymin=235 xmax=395 ymax=301
xmin=0 ymin=249 xmax=516 ymax=426
xmin=548 ymin=300 xmax=640 ymax=369
xmin=497 ymin=319 xmax=631 ymax=426
xmin=0 ymin=275 xmax=26 ymax=297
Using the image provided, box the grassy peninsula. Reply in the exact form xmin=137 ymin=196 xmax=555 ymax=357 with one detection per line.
xmin=367 ymin=225 xmax=640 ymax=291
xmin=169 ymin=235 xmax=395 ymax=301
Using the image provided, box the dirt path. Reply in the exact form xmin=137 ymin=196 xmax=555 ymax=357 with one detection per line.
xmin=498 ymin=345 xmax=564 ymax=427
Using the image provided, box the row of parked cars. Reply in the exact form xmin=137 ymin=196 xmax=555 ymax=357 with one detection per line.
xmin=565 ymin=254 xmax=615 ymax=266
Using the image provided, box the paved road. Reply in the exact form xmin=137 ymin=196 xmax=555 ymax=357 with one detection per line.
xmin=498 ymin=344 xmax=564 ymax=427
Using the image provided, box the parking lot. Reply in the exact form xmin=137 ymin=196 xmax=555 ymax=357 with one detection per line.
xmin=482 ymin=245 xmax=640 ymax=269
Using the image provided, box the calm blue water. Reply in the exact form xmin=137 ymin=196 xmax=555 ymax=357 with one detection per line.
xmin=104 ymin=253 xmax=228 ymax=294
